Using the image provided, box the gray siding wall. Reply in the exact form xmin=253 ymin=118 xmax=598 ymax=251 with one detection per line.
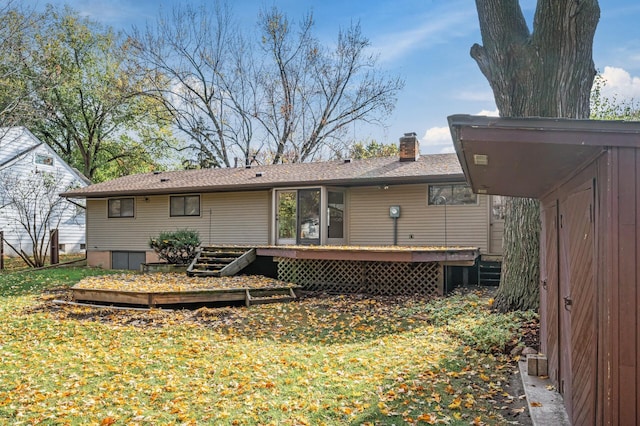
xmin=348 ymin=184 xmax=490 ymax=252
xmin=86 ymin=191 xmax=270 ymax=251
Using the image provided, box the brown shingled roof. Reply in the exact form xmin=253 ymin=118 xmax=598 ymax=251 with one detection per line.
xmin=61 ymin=153 xmax=463 ymax=198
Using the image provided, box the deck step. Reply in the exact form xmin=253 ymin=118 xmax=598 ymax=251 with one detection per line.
xmin=478 ymin=259 xmax=502 ymax=286
xmin=187 ymin=247 xmax=256 ymax=277
xmin=245 ymin=287 xmax=297 ymax=306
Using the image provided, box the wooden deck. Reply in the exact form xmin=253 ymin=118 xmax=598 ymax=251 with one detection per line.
xmin=258 ymin=245 xmax=481 ymax=297
xmin=71 ymin=273 xmax=298 ymax=308
xmin=71 ymin=284 xmax=299 ymax=308
xmin=256 ymin=245 xmax=480 ymax=265
xmin=72 ymin=245 xmax=481 ymax=306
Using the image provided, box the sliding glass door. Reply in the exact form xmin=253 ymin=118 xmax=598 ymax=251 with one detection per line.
xmin=276 ymin=189 xmax=321 ymax=245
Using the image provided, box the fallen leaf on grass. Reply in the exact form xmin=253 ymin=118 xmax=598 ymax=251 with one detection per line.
xmin=73 ymin=273 xmax=296 ymax=293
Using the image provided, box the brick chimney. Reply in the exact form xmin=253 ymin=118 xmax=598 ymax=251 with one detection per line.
xmin=399 ymin=132 xmax=419 ymax=162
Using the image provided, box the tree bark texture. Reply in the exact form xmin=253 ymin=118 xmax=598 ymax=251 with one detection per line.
xmin=472 ymin=0 xmax=599 ymax=312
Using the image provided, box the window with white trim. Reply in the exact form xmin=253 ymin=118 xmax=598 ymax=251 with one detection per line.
xmin=428 ymin=183 xmax=477 ymax=205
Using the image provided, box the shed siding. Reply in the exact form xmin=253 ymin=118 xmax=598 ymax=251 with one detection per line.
xmin=614 ymin=148 xmax=639 ymax=426
xmin=86 ymin=191 xmax=269 ymax=252
xmin=348 ymin=184 xmax=490 ymax=252
xmin=597 ymin=151 xmax=614 ymax=426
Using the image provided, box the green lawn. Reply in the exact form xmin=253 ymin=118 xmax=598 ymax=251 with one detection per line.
xmin=0 ymin=268 xmax=535 ymax=425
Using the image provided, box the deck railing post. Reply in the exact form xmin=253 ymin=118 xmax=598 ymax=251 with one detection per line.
xmin=50 ymin=229 xmax=59 ymax=265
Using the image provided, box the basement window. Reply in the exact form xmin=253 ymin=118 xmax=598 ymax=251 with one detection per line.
xmin=428 ymin=183 xmax=477 ymax=206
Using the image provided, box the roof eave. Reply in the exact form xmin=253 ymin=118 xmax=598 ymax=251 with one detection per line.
xmin=61 ymin=173 xmax=466 ymax=199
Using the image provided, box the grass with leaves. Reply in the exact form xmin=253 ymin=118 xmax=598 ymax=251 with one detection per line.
xmin=0 ymin=269 xmax=535 ymax=425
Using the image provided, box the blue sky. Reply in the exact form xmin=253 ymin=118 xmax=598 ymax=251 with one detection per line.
xmin=31 ymin=0 xmax=640 ymax=154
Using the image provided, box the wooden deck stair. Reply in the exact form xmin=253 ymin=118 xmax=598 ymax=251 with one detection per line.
xmin=244 ymin=287 xmax=297 ymax=306
xmin=187 ymin=247 xmax=256 ymax=277
xmin=478 ymin=258 xmax=502 ymax=286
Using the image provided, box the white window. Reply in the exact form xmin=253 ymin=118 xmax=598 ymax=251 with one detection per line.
xmin=35 ymin=153 xmax=54 ymax=166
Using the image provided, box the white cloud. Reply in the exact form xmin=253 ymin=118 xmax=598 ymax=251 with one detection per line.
xmin=476 ymin=108 xmax=499 ymax=117
xmin=420 ymin=109 xmax=498 ymax=155
xmin=421 ymin=126 xmax=451 ymax=146
xmin=599 ymin=66 xmax=640 ymax=100
xmin=419 ymin=126 xmax=454 ymax=154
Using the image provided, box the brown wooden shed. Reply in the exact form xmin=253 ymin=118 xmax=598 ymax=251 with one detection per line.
xmin=448 ymin=115 xmax=640 ymax=425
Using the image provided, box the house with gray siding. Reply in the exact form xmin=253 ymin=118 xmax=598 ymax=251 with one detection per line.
xmin=62 ymin=133 xmax=504 ymax=270
xmin=0 ymin=127 xmax=88 ymax=256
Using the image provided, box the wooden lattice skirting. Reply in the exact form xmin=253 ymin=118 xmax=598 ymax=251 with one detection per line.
xmin=276 ymin=258 xmax=443 ymax=297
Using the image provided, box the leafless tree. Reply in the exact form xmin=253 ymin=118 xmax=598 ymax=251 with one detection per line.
xmin=130 ymin=3 xmax=258 ymax=168
xmin=0 ymin=170 xmax=77 ymax=267
xmin=258 ymin=8 xmax=404 ymax=163
xmin=131 ymin=3 xmax=403 ymax=167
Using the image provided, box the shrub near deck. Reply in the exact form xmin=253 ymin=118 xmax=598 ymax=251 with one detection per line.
xmin=0 ymin=269 xmax=531 ymax=425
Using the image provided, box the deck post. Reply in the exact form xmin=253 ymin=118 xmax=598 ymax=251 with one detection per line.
xmin=50 ymin=229 xmax=59 ymax=265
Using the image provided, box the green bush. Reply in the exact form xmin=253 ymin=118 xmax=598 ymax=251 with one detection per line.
xmin=149 ymin=229 xmax=201 ymax=265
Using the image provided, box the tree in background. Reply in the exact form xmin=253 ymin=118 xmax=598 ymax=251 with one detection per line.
xmin=258 ymin=8 xmax=404 ymax=164
xmin=130 ymin=3 xmax=257 ymax=169
xmin=349 ymin=140 xmax=399 ymax=159
xmin=0 ymin=170 xmax=78 ymax=267
xmin=22 ymin=6 xmax=175 ymax=182
xmin=590 ymin=73 xmax=640 ymax=120
xmin=471 ymin=0 xmax=600 ymax=311
xmin=129 ymin=3 xmax=403 ymax=167
xmin=0 ymin=2 xmax=41 ymax=129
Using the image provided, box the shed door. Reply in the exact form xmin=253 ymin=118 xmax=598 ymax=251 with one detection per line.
xmin=540 ymin=202 xmax=559 ymax=386
xmin=558 ymin=182 xmax=596 ymax=425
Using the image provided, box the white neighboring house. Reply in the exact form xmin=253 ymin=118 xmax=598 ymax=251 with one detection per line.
xmin=0 ymin=127 xmax=89 ymax=257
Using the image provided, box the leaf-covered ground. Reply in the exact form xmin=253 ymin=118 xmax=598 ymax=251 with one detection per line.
xmin=74 ymin=273 xmax=297 ymax=292
xmin=0 ymin=269 xmax=537 ymax=425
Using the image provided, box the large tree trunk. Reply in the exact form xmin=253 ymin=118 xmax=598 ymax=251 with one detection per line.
xmin=471 ymin=0 xmax=599 ymax=312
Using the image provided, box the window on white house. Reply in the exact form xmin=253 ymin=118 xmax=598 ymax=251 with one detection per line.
xmin=491 ymin=195 xmax=506 ymax=220
xmin=35 ymin=153 xmax=54 ymax=166
xmin=428 ymin=183 xmax=477 ymax=205
xmin=170 ymin=195 xmax=200 ymax=217
xmin=108 ymin=198 xmax=135 ymax=218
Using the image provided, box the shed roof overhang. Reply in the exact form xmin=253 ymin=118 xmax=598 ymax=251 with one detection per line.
xmin=448 ymin=115 xmax=640 ymax=199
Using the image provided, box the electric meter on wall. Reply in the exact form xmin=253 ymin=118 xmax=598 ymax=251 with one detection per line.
xmin=389 ymin=205 xmax=400 ymax=218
